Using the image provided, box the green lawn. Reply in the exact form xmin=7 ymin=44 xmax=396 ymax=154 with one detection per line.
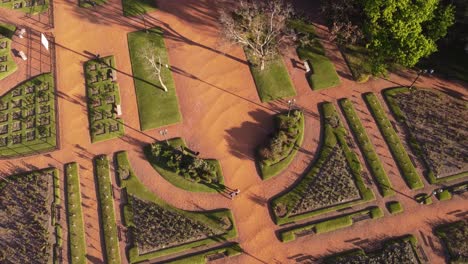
xmin=0 ymin=23 xmax=18 ymax=81
xmin=280 ymin=207 xmax=383 ymax=242
xmin=79 ymin=0 xmax=106 ymax=8
xmin=271 ymin=103 xmax=374 ymax=225
xmin=115 ymin=151 xmax=237 ymax=263
xmin=94 ymin=156 xmax=121 ymax=264
xmin=121 ymin=0 xmax=156 ymax=17
xmin=0 ymin=0 xmax=49 ymax=14
xmin=364 ymin=93 xmax=424 ymax=190
xmin=65 ymin=163 xmax=87 ymax=264
xmin=340 ymin=45 xmax=372 ymax=83
xmin=0 ymin=73 xmax=57 ymax=157
xmin=144 ymin=138 xmax=225 ymax=193
xmin=127 ymin=27 xmax=182 ymax=130
xmin=246 ymin=51 xmax=296 ymax=102
xmin=258 ymin=111 xmax=305 ymax=180
xmin=289 ymin=20 xmax=340 ymax=90
xmin=84 ymin=56 xmax=125 ymax=143
xmin=339 ymin=99 xmax=394 ymax=197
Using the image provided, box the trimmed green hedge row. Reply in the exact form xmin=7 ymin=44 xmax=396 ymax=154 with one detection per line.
xmin=363 ymin=93 xmax=424 ymax=190
xmin=65 ymin=163 xmax=87 ymax=264
xmin=386 ymin=201 xmax=403 ymax=215
xmin=166 ymin=243 xmax=243 ymax=264
xmin=279 ymin=207 xmax=383 ymax=243
xmin=94 ymin=156 xmax=121 ymax=264
xmin=339 ymin=98 xmax=394 ymax=197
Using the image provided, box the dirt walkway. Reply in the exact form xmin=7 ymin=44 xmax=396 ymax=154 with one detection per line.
xmin=0 ymin=0 xmax=467 ymax=263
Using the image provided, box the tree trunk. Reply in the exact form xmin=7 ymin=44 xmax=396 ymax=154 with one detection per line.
xmin=158 ymin=73 xmax=168 ymax=92
xmin=260 ymin=58 xmax=265 ymax=71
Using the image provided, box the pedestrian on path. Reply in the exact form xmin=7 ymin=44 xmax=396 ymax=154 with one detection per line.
xmin=229 ymin=189 xmax=240 ymax=199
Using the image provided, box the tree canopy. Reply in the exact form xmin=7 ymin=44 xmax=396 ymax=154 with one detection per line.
xmin=362 ymin=0 xmax=455 ymax=73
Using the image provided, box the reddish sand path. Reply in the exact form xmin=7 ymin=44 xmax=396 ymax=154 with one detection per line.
xmin=0 ymin=0 xmax=467 ymax=263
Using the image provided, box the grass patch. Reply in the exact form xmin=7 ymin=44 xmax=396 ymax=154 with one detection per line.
xmin=94 ymin=155 xmax=121 ymax=264
xmin=271 ymin=102 xmax=374 ymax=225
xmin=386 ymin=201 xmax=403 ymax=215
xmin=122 ymin=0 xmax=156 ymax=17
xmin=279 ymin=207 xmax=382 ymax=242
xmin=363 ymin=93 xmax=424 ymax=190
xmin=84 ymin=56 xmax=125 ymax=143
xmin=0 ymin=73 xmax=57 ymax=157
xmin=245 ymin=50 xmax=296 ymax=102
xmin=65 ymin=162 xmax=87 ymax=264
xmin=144 ymin=137 xmax=225 ymax=193
xmin=115 ymin=151 xmax=237 ymax=263
xmin=339 ymin=98 xmax=394 ymax=197
xmin=127 ymin=27 xmax=182 ymax=130
xmin=0 ymin=0 xmax=49 ymax=14
xmin=166 ymin=243 xmax=243 ymax=264
xmin=257 ymin=110 xmax=305 ymax=180
xmin=289 ymin=20 xmax=340 ymax=90
xmin=340 ymin=45 xmax=372 ymax=83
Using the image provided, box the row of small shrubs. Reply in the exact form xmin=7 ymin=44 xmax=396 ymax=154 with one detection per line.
xmin=258 ymin=110 xmax=302 ymax=166
xmin=280 ymin=206 xmax=383 ymax=242
xmin=149 ymin=140 xmax=218 ymax=184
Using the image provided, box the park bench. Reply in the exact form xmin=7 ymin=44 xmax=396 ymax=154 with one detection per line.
xmin=0 ymin=64 xmax=7 ymax=72
xmin=304 ymin=60 xmax=311 ymax=73
xmin=19 ymin=51 xmax=28 ymax=60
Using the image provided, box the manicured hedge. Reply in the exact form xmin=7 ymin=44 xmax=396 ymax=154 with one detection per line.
xmin=94 ymin=156 xmax=121 ymax=264
xmin=166 ymin=243 xmax=243 ymax=264
xmin=340 ymin=98 xmax=394 ymax=197
xmin=386 ymin=201 xmax=403 ymax=214
xmin=65 ymin=162 xmax=87 ymax=264
xmin=436 ymin=190 xmax=452 ymax=201
xmin=364 ymin=93 xmax=424 ymax=190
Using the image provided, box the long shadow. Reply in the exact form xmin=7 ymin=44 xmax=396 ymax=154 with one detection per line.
xmin=224 ymin=108 xmax=273 ymax=161
xmin=170 ymin=65 xmax=276 ymax=113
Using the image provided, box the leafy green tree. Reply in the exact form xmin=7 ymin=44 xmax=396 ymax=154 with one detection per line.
xmin=361 ymin=0 xmax=455 ymax=74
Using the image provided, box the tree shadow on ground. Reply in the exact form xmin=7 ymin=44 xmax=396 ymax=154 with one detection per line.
xmin=224 ymin=109 xmax=273 ymax=161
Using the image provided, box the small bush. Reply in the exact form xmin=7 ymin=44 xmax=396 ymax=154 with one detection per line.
xmin=436 ymin=190 xmax=452 ymax=201
xmin=386 ymin=201 xmax=403 ymax=215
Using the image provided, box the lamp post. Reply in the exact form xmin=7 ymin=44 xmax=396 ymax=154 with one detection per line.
xmin=159 ymin=129 xmax=168 ymax=145
xmin=409 ymin=69 xmax=434 ymax=90
xmin=287 ymin=98 xmax=296 ymax=117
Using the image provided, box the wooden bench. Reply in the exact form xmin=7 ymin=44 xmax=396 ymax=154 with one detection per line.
xmin=304 ymin=60 xmax=311 ymax=73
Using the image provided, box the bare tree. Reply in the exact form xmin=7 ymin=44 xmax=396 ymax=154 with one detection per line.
xmin=219 ymin=0 xmax=295 ymax=70
xmin=140 ymin=44 xmax=168 ymax=92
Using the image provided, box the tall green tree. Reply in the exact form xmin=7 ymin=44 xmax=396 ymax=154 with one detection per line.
xmin=361 ymin=0 xmax=455 ymax=74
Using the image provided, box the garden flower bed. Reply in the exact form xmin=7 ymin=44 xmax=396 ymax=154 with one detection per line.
xmin=384 ymin=87 xmax=467 ymax=183
xmin=435 ymin=220 xmax=468 ymax=263
xmin=0 ymin=168 xmax=60 ymax=263
xmin=271 ymin=102 xmax=374 ymax=225
xmin=144 ymin=137 xmax=225 ymax=192
xmin=323 ymin=235 xmax=423 ymax=264
xmin=0 ymin=73 xmax=57 ymax=157
xmin=84 ymin=56 xmax=125 ymax=143
xmin=257 ymin=110 xmax=304 ymax=180
xmin=115 ymin=151 xmax=237 ymax=263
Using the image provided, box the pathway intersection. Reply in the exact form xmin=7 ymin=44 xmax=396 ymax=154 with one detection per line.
xmin=0 ymin=0 xmax=467 ymax=263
